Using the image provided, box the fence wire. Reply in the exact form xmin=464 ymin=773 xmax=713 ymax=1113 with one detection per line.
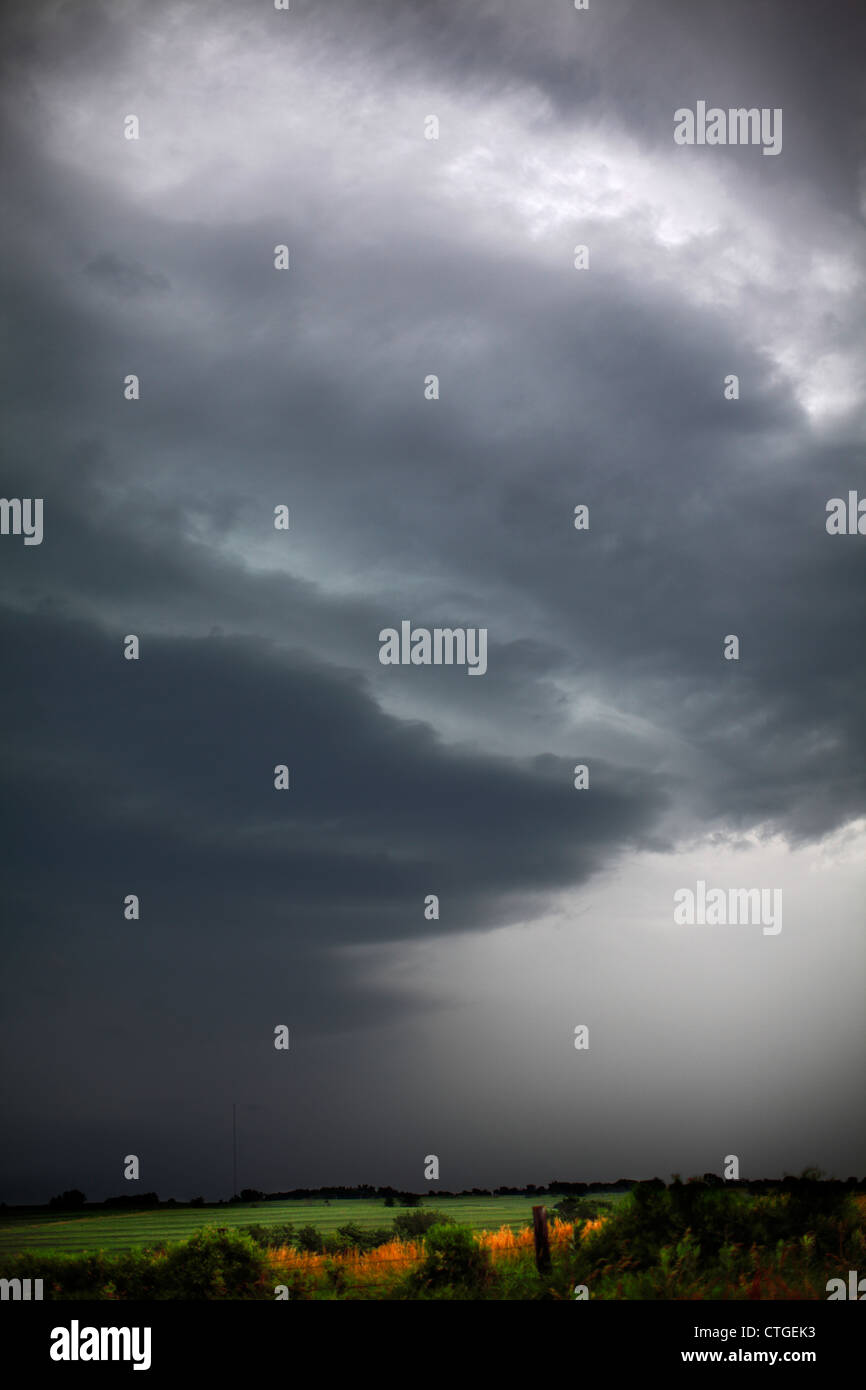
xmin=268 ymin=1232 xmax=579 ymax=1293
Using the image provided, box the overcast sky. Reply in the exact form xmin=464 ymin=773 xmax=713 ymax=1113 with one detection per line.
xmin=1 ymin=0 xmax=864 ymax=1203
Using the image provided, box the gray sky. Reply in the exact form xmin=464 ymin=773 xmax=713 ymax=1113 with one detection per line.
xmin=0 ymin=0 xmax=864 ymax=1202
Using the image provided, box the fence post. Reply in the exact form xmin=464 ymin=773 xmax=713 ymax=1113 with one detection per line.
xmin=532 ymin=1205 xmax=551 ymax=1274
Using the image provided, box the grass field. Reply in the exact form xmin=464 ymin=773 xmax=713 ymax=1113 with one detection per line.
xmin=0 ymin=1194 xmax=627 ymax=1256
xmin=2 ymin=1185 xmax=860 ymax=1299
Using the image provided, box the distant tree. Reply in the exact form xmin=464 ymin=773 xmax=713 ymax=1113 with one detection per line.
xmin=103 ymin=1192 xmax=159 ymax=1209
xmin=48 ymin=1189 xmax=86 ymax=1211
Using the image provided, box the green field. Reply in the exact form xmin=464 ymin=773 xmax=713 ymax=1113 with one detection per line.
xmin=3 ymin=1186 xmax=858 ymax=1300
xmin=0 ymin=1194 xmax=626 ymax=1256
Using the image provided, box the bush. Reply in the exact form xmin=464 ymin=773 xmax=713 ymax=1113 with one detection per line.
xmin=325 ymin=1223 xmax=393 ymax=1254
xmin=160 ymin=1229 xmax=264 ymax=1299
xmin=565 ymin=1178 xmax=863 ymax=1299
xmin=296 ymin=1225 xmax=325 ymax=1254
xmin=552 ymin=1196 xmax=607 ymax=1223
xmin=242 ymin=1223 xmax=297 ymax=1251
xmin=391 ymin=1209 xmax=453 ymax=1240
xmin=409 ymin=1225 xmax=490 ymax=1293
xmin=7 ymin=1229 xmax=269 ymax=1300
xmin=156 ymin=1229 xmax=266 ymax=1299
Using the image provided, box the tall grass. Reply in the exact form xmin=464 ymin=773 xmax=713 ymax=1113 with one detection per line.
xmin=268 ymin=1217 xmax=584 ymax=1298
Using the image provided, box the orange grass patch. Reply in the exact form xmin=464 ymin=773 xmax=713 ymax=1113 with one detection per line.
xmin=270 ymin=1237 xmax=426 ymax=1285
xmin=269 ymin=1215 xmax=607 ymax=1288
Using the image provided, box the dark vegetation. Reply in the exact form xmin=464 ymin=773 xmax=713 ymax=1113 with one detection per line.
xmin=19 ymin=1170 xmax=862 ymax=1217
xmin=5 ymin=1176 xmax=864 ymax=1300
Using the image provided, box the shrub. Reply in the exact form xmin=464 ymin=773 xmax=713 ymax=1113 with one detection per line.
xmin=409 ymin=1225 xmax=490 ymax=1293
xmin=565 ymin=1179 xmax=863 ymax=1300
xmin=392 ymin=1209 xmax=454 ymax=1240
xmin=552 ymin=1196 xmax=607 ymax=1223
xmin=6 ymin=1229 xmax=269 ymax=1300
xmin=155 ymin=1230 xmax=267 ymax=1299
xmin=296 ymin=1225 xmax=325 ymax=1254
xmin=242 ymin=1223 xmax=297 ymax=1251
xmin=327 ymin=1223 xmax=393 ymax=1254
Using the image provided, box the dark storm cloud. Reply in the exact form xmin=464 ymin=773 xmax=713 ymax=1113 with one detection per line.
xmin=1 ymin=125 xmax=861 ymax=848
xmin=84 ymin=251 xmax=171 ymax=297
xmin=0 ymin=602 xmax=665 ymax=1200
xmin=0 ymin=604 xmax=667 ymax=949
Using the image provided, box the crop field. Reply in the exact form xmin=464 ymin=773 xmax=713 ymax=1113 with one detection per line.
xmin=0 ymin=1194 xmax=626 ymax=1257
xmin=1 ymin=1186 xmax=861 ymax=1300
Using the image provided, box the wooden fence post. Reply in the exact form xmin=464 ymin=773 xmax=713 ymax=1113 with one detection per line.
xmin=532 ymin=1204 xmax=551 ymax=1274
